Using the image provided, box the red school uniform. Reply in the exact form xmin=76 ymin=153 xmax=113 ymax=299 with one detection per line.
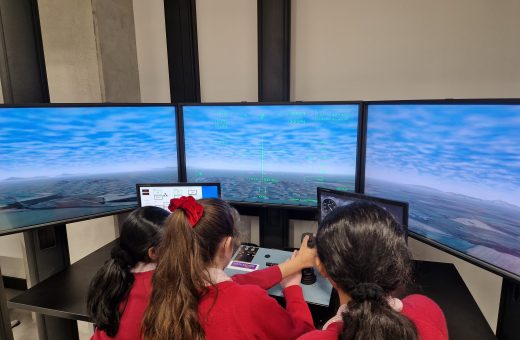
xmin=199 ymin=265 xmax=315 ymax=340
xmin=297 ymin=294 xmax=448 ymax=340
xmin=91 ymin=269 xmax=153 ymax=340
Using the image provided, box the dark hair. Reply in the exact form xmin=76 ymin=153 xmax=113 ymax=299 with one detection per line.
xmin=142 ymin=198 xmax=239 ymax=340
xmin=87 ymin=206 xmax=170 ymax=337
xmin=317 ymin=201 xmax=417 ymax=340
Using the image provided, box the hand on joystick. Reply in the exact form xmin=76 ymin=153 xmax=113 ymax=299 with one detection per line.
xmin=300 ymin=233 xmax=317 ymax=285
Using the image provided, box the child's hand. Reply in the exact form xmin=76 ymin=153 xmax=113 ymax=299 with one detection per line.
xmin=280 ymin=251 xmax=302 ymax=288
xmin=295 ymin=235 xmax=317 ymax=269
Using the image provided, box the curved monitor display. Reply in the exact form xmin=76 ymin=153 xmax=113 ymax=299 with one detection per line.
xmin=0 ymin=105 xmax=178 ymax=235
xmin=364 ymin=102 xmax=520 ymax=279
xmin=183 ymin=103 xmax=360 ymax=207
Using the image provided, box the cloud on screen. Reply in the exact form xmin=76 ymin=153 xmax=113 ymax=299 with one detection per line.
xmin=0 ymin=106 xmax=177 ymax=179
xmin=183 ymin=105 xmax=359 ymax=174
xmin=366 ymin=104 xmax=520 ymax=205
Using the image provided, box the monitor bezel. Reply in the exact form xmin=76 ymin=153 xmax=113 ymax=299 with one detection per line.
xmin=361 ymin=98 xmax=520 ymax=282
xmin=317 ymin=187 xmax=409 ymax=232
xmin=179 ymin=101 xmax=363 ymax=210
xmin=0 ymin=103 xmax=179 ymax=236
xmin=136 ymin=182 xmax=222 ymax=207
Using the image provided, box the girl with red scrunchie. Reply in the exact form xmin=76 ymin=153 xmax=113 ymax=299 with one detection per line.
xmin=142 ymin=197 xmax=316 ymax=340
xmin=297 ymin=202 xmax=448 ymax=340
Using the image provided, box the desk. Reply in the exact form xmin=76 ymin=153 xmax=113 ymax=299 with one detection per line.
xmin=8 ymin=241 xmax=114 ymax=322
xmin=9 ymin=241 xmax=496 ymax=340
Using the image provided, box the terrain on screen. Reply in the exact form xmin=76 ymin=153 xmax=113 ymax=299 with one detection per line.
xmin=365 ymin=104 xmax=520 ymax=276
xmin=183 ymin=104 xmax=359 ymax=206
xmin=0 ymin=106 xmax=178 ymax=232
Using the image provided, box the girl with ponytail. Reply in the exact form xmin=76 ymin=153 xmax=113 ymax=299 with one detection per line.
xmin=87 ymin=206 xmax=170 ymax=340
xmin=142 ymin=197 xmax=316 ymax=340
xmin=298 ymin=202 xmax=448 ymax=340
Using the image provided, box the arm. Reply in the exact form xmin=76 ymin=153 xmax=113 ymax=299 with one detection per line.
xmin=236 ymin=286 xmax=314 ymax=340
xmin=231 ymin=236 xmax=317 ymax=289
xmin=231 ymin=265 xmax=282 ymax=289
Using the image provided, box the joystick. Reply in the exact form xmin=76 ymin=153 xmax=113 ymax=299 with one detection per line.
xmin=300 ymin=233 xmax=317 ymax=285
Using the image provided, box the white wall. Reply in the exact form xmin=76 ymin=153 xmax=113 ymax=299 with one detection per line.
xmin=133 ymin=0 xmax=170 ymax=103
xmin=291 ymin=0 xmax=520 ymax=101
xmin=196 ymin=0 xmax=258 ymax=102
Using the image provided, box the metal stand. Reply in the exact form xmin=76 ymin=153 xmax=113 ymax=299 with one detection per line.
xmin=0 ymin=266 xmax=14 ymax=340
xmin=497 ymin=278 xmax=520 ymax=340
xmin=22 ymin=224 xmax=79 ymax=340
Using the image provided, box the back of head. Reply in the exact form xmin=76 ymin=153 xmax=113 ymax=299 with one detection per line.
xmin=87 ymin=206 xmax=169 ymax=337
xmin=142 ymin=198 xmax=238 ymax=340
xmin=317 ymin=201 xmax=417 ymax=340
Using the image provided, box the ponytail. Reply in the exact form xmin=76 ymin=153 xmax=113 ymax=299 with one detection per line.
xmin=317 ymin=201 xmax=418 ymax=340
xmin=142 ymin=198 xmax=238 ymax=340
xmin=87 ymin=206 xmax=169 ymax=336
xmin=340 ymin=283 xmax=417 ymax=340
xmin=87 ymin=245 xmax=135 ymax=336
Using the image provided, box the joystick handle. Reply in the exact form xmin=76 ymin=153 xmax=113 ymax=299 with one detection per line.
xmin=300 ymin=233 xmax=317 ymax=285
xmin=301 ymin=232 xmax=315 ymax=249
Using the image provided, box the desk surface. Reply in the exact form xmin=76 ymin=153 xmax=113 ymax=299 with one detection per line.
xmin=9 ymin=241 xmax=496 ymax=339
xmin=8 ymin=240 xmax=115 ymax=322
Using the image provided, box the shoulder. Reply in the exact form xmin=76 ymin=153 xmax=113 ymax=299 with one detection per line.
xmin=402 ymin=294 xmax=448 ymax=340
xmin=203 ymin=281 xmax=270 ymax=303
xmin=402 ymin=294 xmax=444 ymax=316
xmin=297 ymin=322 xmax=342 ymax=340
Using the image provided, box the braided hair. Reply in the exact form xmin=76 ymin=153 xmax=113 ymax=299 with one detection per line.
xmin=317 ymin=201 xmax=418 ymax=340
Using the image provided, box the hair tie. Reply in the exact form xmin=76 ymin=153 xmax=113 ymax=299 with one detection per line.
xmin=168 ymin=196 xmax=204 ymax=227
xmin=111 ymin=246 xmax=133 ymax=269
xmin=350 ymin=282 xmax=385 ymax=302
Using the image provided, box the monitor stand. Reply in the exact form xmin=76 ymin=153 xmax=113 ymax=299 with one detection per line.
xmin=22 ymin=224 xmax=79 ymax=340
xmin=497 ymin=278 xmax=520 ymax=340
xmin=0 ymin=266 xmax=14 ymax=340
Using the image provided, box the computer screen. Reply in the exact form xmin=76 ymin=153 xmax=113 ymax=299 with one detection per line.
xmin=364 ymin=102 xmax=520 ymax=279
xmin=137 ymin=183 xmax=221 ymax=211
xmin=182 ymin=103 xmax=360 ymax=207
xmin=0 ymin=105 xmax=178 ymax=235
xmin=317 ymin=188 xmax=408 ymax=234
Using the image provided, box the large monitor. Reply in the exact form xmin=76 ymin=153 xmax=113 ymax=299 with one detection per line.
xmin=317 ymin=187 xmax=408 ymax=236
xmin=364 ymin=101 xmax=520 ymax=280
xmin=182 ymin=103 xmax=361 ymax=207
xmin=137 ymin=182 xmax=221 ymax=211
xmin=0 ymin=105 xmax=178 ymax=235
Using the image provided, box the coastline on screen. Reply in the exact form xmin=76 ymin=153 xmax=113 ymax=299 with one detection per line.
xmin=0 ymin=106 xmax=178 ymax=233
xmin=183 ymin=104 xmax=360 ymax=206
xmin=365 ymin=103 xmax=520 ymax=278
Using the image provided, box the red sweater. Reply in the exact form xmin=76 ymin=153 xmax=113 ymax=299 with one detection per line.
xmin=297 ymin=294 xmax=448 ymax=340
xmin=199 ymin=266 xmax=315 ymax=340
xmin=91 ymin=270 xmax=153 ymax=340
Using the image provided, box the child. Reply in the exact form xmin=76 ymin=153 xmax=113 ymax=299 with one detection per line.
xmin=298 ymin=202 xmax=448 ymax=340
xmin=142 ymin=197 xmax=316 ymax=340
xmin=87 ymin=206 xmax=170 ymax=340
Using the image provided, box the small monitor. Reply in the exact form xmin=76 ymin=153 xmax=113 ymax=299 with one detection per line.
xmin=317 ymin=187 xmax=409 ymax=235
xmin=136 ymin=183 xmax=221 ymax=211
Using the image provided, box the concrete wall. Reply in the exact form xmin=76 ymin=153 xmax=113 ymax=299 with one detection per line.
xmin=133 ymin=0 xmax=170 ymax=103
xmin=37 ymin=0 xmax=102 ymax=102
xmin=92 ymin=0 xmax=141 ymax=102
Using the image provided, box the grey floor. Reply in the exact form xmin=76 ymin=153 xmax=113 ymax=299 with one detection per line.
xmin=5 ymin=288 xmax=92 ymax=340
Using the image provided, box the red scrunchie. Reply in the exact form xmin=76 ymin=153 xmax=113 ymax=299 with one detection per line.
xmin=168 ymin=196 xmax=204 ymax=227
